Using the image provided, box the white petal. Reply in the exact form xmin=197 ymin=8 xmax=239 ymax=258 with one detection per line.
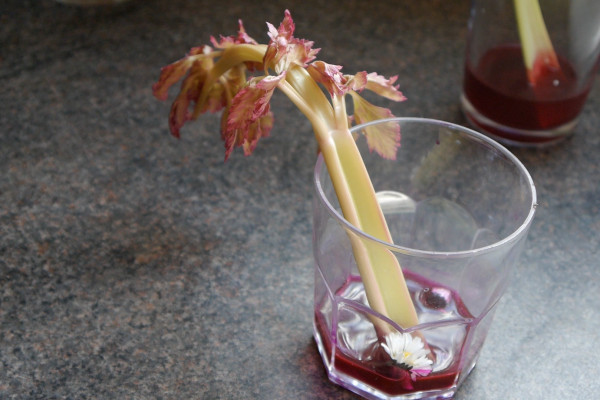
xmin=382 ymin=332 xmax=432 ymax=370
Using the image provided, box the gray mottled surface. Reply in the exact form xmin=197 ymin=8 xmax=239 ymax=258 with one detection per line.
xmin=1 ymin=0 xmax=599 ymax=399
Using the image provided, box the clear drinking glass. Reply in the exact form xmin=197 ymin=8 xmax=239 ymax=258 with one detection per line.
xmin=312 ymin=118 xmax=536 ymax=399
xmin=461 ymin=0 xmax=600 ymax=146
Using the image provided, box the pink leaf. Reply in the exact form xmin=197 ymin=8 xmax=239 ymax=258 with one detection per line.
xmin=210 ymin=20 xmax=262 ymax=71
xmin=307 ymin=62 xmax=368 ymax=97
xmin=210 ymin=20 xmax=258 ymax=49
xmin=350 ymin=92 xmax=400 ymax=160
xmin=166 ymin=56 xmax=215 ymax=138
xmin=222 ymin=74 xmax=283 ymax=159
xmin=306 ymin=61 xmax=345 ymax=96
xmin=365 ymin=72 xmax=406 ymax=102
xmin=153 ymin=46 xmax=221 ymax=138
xmin=168 ymin=95 xmax=190 ymax=139
xmin=242 ymin=112 xmax=274 ymax=156
xmin=350 ymin=71 xmax=368 ymax=91
xmin=264 ymin=10 xmax=319 ymax=73
xmin=198 ymin=64 xmax=247 ymax=117
xmin=152 ymin=46 xmax=209 ymax=101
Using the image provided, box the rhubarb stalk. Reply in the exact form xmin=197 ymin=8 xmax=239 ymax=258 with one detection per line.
xmin=513 ymin=0 xmax=561 ymax=86
xmin=153 ymin=11 xmax=419 ymax=329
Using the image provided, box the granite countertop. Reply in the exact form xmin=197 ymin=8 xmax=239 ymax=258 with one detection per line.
xmin=1 ymin=1 xmax=599 ymax=399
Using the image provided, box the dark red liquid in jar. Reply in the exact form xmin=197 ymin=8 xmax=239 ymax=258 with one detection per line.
xmin=463 ymin=44 xmax=591 ymax=141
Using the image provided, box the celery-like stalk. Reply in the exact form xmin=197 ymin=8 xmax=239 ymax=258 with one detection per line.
xmin=152 ymin=11 xmax=419 ymax=330
xmin=513 ymin=0 xmax=561 ymax=85
xmin=318 ymin=129 xmax=419 ymax=328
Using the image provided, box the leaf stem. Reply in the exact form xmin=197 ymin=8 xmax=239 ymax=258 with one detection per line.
xmin=513 ymin=0 xmax=560 ymax=85
xmin=319 ymin=129 xmax=419 ymax=330
xmin=277 ymin=79 xmax=332 ymax=138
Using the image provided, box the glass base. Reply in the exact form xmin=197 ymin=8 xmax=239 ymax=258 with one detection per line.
xmin=460 ymin=93 xmax=577 ymax=147
xmin=313 ymin=318 xmax=475 ymax=400
xmin=312 ymin=272 xmax=482 ymax=400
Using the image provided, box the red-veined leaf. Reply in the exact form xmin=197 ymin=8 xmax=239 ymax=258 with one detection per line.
xmin=365 ymin=72 xmax=406 ymax=102
xmin=307 ymin=61 xmax=368 ymax=97
xmin=264 ymin=10 xmax=319 ymax=73
xmin=152 ymin=46 xmax=210 ymax=101
xmin=222 ymin=74 xmax=283 ymax=159
xmin=350 ymin=92 xmax=400 ymax=160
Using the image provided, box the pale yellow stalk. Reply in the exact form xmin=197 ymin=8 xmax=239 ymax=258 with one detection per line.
xmin=513 ymin=0 xmax=560 ymax=85
xmin=320 ymin=130 xmax=419 ymax=329
xmin=281 ymin=66 xmax=419 ymax=330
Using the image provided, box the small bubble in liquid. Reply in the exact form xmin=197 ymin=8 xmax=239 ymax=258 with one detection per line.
xmin=419 ymin=287 xmax=452 ymax=310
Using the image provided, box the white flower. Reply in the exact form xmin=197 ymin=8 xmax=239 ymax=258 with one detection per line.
xmin=381 ymin=332 xmax=433 ymax=378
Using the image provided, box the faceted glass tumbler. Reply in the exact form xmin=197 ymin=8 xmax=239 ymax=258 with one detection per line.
xmin=312 ymin=118 xmax=537 ymax=399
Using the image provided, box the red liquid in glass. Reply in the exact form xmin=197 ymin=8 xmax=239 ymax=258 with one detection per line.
xmin=463 ymin=44 xmax=591 ymax=143
xmin=314 ymin=271 xmax=474 ymax=396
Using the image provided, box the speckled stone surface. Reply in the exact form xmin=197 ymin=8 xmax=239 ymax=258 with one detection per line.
xmin=1 ymin=1 xmax=599 ymax=399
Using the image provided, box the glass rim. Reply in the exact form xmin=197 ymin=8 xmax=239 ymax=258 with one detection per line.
xmin=313 ymin=117 xmax=537 ymax=258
